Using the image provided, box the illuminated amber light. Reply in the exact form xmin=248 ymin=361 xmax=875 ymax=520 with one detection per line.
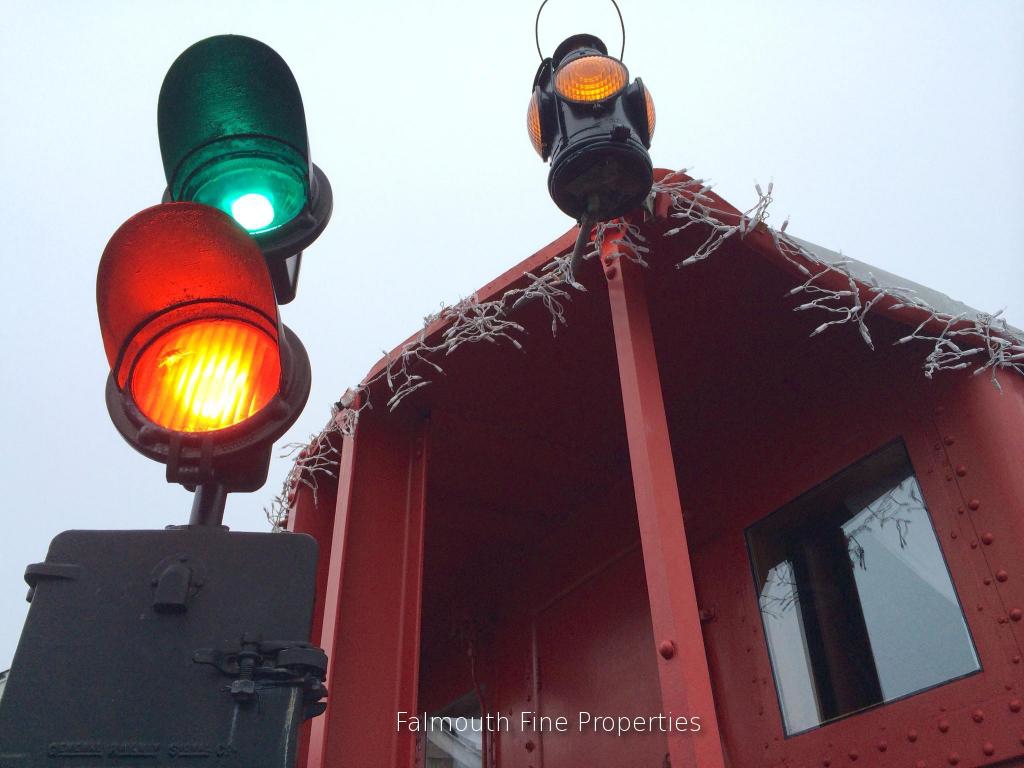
xmin=554 ymin=55 xmax=628 ymax=102
xmin=644 ymin=85 xmax=656 ymax=139
xmin=527 ymin=91 xmax=544 ymax=156
xmin=131 ymin=319 xmax=281 ymax=432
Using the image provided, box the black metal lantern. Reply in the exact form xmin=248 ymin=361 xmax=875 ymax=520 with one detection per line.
xmin=528 ymin=32 xmax=655 ymax=221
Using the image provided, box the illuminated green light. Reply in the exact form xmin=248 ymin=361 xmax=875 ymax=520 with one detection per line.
xmin=230 ymin=193 xmax=276 ymax=232
xmin=158 ymin=35 xmax=311 ymax=236
xmin=185 ymin=153 xmax=306 ymax=234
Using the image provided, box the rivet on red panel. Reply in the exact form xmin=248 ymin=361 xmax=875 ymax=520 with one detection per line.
xmin=848 ymin=749 xmax=858 ymax=761
xmin=955 ymin=466 xmax=967 ymax=476
xmin=968 ymin=499 xmax=981 ymax=510
xmin=983 ymin=577 xmax=992 ymax=585
xmin=951 ymin=531 xmax=959 ymax=539
xmin=658 ymin=640 xmax=676 ymax=660
xmin=907 ymin=729 xmax=918 ymax=742
xmin=877 ymin=740 xmax=887 ymax=752
xmin=982 ymin=742 xmax=995 ymax=756
xmin=1011 ymin=608 xmax=1023 ymax=622
xmin=997 ymin=569 xmax=1009 ymax=582
xmin=938 ymin=719 xmax=950 ymax=733
xmin=981 ymin=532 xmax=994 ymax=545
xmin=971 ymin=709 xmax=984 ymax=723
xmin=944 ymin=436 xmax=955 ymax=445
xmin=947 ymin=752 xmax=959 ymax=765
xmin=1009 ymin=698 xmax=1022 ymax=713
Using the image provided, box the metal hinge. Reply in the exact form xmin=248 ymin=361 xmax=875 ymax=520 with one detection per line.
xmin=193 ymin=634 xmax=328 ymax=720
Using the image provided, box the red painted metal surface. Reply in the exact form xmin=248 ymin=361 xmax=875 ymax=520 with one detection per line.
xmin=672 ymin=368 xmax=1024 ymax=767
xmin=534 ymin=546 xmax=667 ymax=765
xmin=307 ymin=429 xmax=357 ymax=768
xmin=310 ymin=411 xmax=428 ymax=768
xmin=303 ymin=171 xmax=1024 ymax=767
xmin=286 ymin=461 xmax=338 ymax=768
xmin=603 ymin=228 xmax=727 ymax=768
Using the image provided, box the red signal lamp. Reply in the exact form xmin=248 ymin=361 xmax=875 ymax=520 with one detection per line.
xmin=97 ymin=203 xmax=311 ymax=492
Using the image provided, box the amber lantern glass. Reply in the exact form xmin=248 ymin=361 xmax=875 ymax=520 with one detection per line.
xmin=527 ymin=90 xmax=544 ymax=156
xmin=554 ymin=55 xmax=628 ymax=102
xmin=643 ymin=84 xmax=656 ymax=139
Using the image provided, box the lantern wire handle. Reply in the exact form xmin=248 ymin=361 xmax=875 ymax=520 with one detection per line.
xmin=535 ymin=0 xmax=626 ymax=61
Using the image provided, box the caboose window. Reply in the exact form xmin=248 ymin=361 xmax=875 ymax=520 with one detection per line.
xmin=746 ymin=441 xmax=980 ymax=735
xmin=420 ymin=693 xmax=484 ymax=768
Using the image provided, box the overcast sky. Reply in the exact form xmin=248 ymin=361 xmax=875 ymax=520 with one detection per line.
xmin=0 ymin=1 xmax=1021 ymax=667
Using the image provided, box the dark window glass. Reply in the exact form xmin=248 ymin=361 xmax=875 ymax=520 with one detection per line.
xmin=747 ymin=441 xmax=980 ymax=735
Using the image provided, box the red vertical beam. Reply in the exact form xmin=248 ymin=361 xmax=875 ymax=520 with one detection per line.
xmin=603 ymin=232 xmax=726 ymax=768
xmin=287 ymin=466 xmax=339 ymax=655
xmin=391 ymin=419 xmax=429 ymax=768
xmin=306 ymin=429 xmax=357 ymax=768
xmin=287 ymin=455 xmax=339 ymax=768
xmin=307 ymin=411 xmax=428 ymax=768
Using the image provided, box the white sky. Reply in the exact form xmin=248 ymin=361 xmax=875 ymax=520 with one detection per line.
xmin=0 ymin=1 xmax=1021 ymax=668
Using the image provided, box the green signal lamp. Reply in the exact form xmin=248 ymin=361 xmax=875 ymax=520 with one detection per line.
xmin=158 ymin=35 xmax=332 ymax=304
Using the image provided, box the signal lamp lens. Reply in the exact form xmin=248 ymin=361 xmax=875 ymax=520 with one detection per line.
xmin=644 ymin=85 xmax=656 ymax=140
xmin=230 ymin=192 xmax=276 ymax=231
xmin=186 ymin=152 xmax=306 ymax=234
xmin=131 ymin=319 xmax=281 ymax=433
xmin=159 ymin=36 xmax=312 ymax=235
xmin=527 ymin=91 xmax=544 ymax=156
xmin=554 ymin=55 xmax=628 ymax=102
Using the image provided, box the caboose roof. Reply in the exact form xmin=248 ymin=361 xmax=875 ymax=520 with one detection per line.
xmin=350 ymin=170 xmax=1019 ymax=416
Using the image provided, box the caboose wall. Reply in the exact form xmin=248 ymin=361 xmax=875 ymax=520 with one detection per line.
xmin=293 ymin=218 xmax=1024 ymax=767
xmin=418 ymin=468 xmax=666 ymax=767
xmin=651 ymin=290 xmax=1024 ymax=765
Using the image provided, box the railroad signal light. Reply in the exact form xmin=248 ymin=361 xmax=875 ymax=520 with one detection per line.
xmin=158 ymin=34 xmax=332 ymax=304
xmin=97 ymin=203 xmax=311 ymax=492
xmin=528 ymin=33 xmax=655 ymax=222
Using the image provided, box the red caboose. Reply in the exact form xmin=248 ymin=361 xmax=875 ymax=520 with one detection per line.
xmin=287 ymin=171 xmax=1024 ymax=767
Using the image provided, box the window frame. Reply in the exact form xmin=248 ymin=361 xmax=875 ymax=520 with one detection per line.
xmin=744 ymin=437 xmax=983 ymax=738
